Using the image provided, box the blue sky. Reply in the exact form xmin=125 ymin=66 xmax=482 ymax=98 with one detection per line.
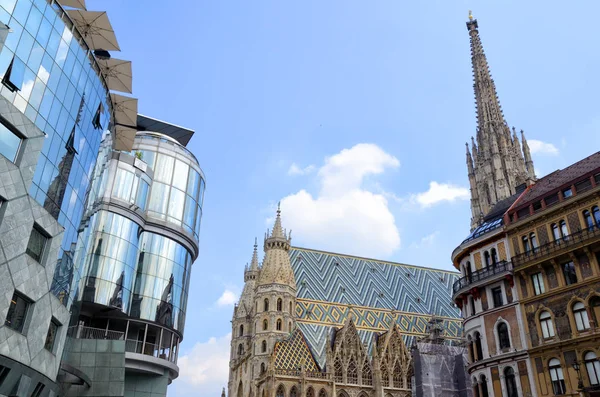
xmin=88 ymin=1 xmax=600 ymax=395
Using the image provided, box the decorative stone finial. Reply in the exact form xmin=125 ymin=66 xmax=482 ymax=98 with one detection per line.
xmin=468 ymin=10 xmax=473 ymax=21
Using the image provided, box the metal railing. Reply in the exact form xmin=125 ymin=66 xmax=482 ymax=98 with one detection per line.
xmin=512 ymin=225 xmax=600 ymax=268
xmin=452 ymin=261 xmax=512 ymax=294
xmin=67 ymin=325 xmax=124 ymax=340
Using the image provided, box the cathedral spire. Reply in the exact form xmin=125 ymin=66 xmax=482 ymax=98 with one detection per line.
xmin=250 ymin=237 xmax=259 ymax=271
xmin=257 ymin=207 xmax=295 ymax=288
xmin=521 ymin=130 xmax=536 ymax=181
xmin=464 ymin=14 xmax=533 ymax=230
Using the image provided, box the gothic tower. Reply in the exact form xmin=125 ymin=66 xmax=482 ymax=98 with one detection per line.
xmin=228 ymin=207 xmax=297 ymax=397
xmin=465 ymin=13 xmax=536 ymax=230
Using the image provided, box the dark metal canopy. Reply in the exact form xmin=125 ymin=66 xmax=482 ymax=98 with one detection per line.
xmin=136 ymin=114 xmax=194 ymax=146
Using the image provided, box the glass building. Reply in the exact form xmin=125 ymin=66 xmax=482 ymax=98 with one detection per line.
xmin=61 ymin=117 xmax=204 ymax=395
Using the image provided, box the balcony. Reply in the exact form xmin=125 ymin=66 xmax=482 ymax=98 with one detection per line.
xmin=452 ymin=261 xmax=513 ymax=297
xmin=512 ymin=225 xmax=600 ymax=268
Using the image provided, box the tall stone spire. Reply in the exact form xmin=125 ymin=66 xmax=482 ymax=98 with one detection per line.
xmin=257 ymin=205 xmax=295 ymax=288
xmin=521 ymin=130 xmax=536 ymax=181
xmin=465 ymin=13 xmax=534 ymax=230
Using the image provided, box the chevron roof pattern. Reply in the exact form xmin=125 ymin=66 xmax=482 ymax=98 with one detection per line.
xmin=289 ymin=247 xmax=462 ymax=366
xmin=273 ymin=328 xmax=320 ymax=372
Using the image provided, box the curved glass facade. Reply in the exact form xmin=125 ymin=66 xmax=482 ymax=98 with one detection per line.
xmin=73 ymin=132 xmax=204 ymax=336
xmin=0 ymin=0 xmax=112 ymax=305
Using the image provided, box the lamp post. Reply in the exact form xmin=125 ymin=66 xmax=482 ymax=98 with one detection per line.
xmin=572 ymin=361 xmax=584 ymax=391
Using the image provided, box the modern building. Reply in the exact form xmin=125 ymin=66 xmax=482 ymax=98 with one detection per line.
xmin=55 ymin=115 xmax=203 ymax=397
xmin=0 ymin=0 xmax=132 ymax=395
xmin=227 ymin=208 xmax=463 ymax=397
xmin=504 ymin=153 xmax=600 ymax=397
xmin=453 ymin=12 xmax=600 ymax=397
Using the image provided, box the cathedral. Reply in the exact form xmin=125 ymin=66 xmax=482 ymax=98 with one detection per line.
xmin=226 ymin=207 xmax=462 ymax=397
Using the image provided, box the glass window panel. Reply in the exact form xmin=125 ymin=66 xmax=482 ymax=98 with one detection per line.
xmin=187 ymin=169 xmax=200 ymax=198
xmin=15 ymin=29 xmax=33 ymax=61
xmin=35 ymin=15 xmax=51 ymax=46
xmin=28 ymin=77 xmax=44 ymax=108
xmin=0 ymin=120 xmax=21 ymax=162
xmin=28 ymin=42 xmax=44 ymax=72
xmin=154 ymin=154 xmax=174 ymax=184
xmin=136 ymin=180 xmax=149 ymax=211
xmin=0 ymin=0 xmax=17 ymax=13
xmin=4 ymin=56 xmax=26 ymax=91
xmin=55 ymin=38 xmax=69 ymax=67
xmin=172 ymin=159 xmax=188 ymax=191
xmin=0 ymin=47 xmax=13 ymax=80
xmin=113 ymin=168 xmax=134 ymax=201
xmin=24 ymin=3 xmax=41 ymax=35
xmin=148 ymin=182 xmax=169 ymax=215
xmin=183 ymin=197 xmax=196 ymax=228
xmin=0 ymin=6 xmax=9 ymax=24
xmin=12 ymin=0 xmax=32 ymax=25
xmin=5 ymin=292 xmax=30 ymax=333
xmin=4 ymin=19 xmax=22 ymax=51
xmin=168 ymin=188 xmax=185 ymax=222
xmin=46 ymin=28 xmax=60 ymax=60
xmin=19 ymin=66 xmax=34 ymax=100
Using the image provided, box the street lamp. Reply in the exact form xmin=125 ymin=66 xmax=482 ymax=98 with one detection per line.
xmin=572 ymin=361 xmax=584 ymax=390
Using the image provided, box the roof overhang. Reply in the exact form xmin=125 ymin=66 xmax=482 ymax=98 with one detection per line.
xmin=137 ymin=114 xmax=194 ymax=146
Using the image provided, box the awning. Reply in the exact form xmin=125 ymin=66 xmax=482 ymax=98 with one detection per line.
xmin=113 ymin=124 xmax=137 ymax=152
xmin=67 ymin=10 xmax=120 ymax=51
xmin=58 ymin=0 xmax=86 ymax=9
xmin=98 ymin=58 xmax=132 ymax=93
xmin=110 ymin=93 xmax=138 ymax=127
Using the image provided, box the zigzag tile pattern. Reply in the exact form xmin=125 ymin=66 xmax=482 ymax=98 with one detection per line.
xmin=290 ymin=247 xmax=463 ymax=367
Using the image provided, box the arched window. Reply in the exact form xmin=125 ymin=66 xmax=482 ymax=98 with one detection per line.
xmin=319 ymin=389 xmax=327 ymax=397
xmin=264 ymin=298 xmax=269 ymax=311
xmin=276 ymin=385 xmax=285 ymax=397
xmin=549 ymin=358 xmax=566 ymax=395
xmin=474 ymin=332 xmax=483 ymax=360
xmin=552 ymin=223 xmax=560 ymax=242
xmin=362 ymin=361 xmax=373 ymax=385
xmin=290 ymin=386 xmax=298 ymax=397
xmin=504 ymin=367 xmax=518 ymax=397
xmin=261 ymin=340 xmax=267 ymax=353
xmin=540 ymin=311 xmax=555 ymax=338
xmin=289 ymin=321 xmax=292 ymax=331
xmin=239 ymin=324 xmax=244 ymax=337
xmin=573 ymin=301 xmax=590 ymax=331
xmin=334 ymin=356 xmax=343 ymax=382
xmin=277 ymin=298 xmax=282 ymax=311
xmin=484 ymin=251 xmax=491 ymax=267
xmin=347 ymin=359 xmax=357 ymax=384
xmin=559 ymin=220 xmax=568 ymax=239
xmin=473 ymin=377 xmax=480 ymax=397
xmin=238 ymin=382 xmax=243 ymax=397
xmin=289 ymin=301 xmax=292 ymax=313
xmin=480 ymin=375 xmax=489 ymax=397
xmin=237 ymin=344 xmax=244 ymax=356
xmin=498 ymin=322 xmax=510 ymax=350
xmin=593 ymin=206 xmax=600 ymax=226
xmin=469 ymin=296 xmax=476 ymax=316
xmin=591 ymin=297 xmax=600 ymax=325
xmin=584 ymin=351 xmax=600 ymax=386
xmin=490 ymin=248 xmax=498 ymax=265
xmin=466 ymin=261 xmax=473 ymax=282
xmin=392 ymin=361 xmax=402 ymax=388
xmin=584 ymin=210 xmax=594 ymax=228
xmin=522 ymin=235 xmax=531 ymax=253
xmin=276 ymin=319 xmax=282 ymax=331
xmin=260 ymin=362 xmax=266 ymax=374
xmin=467 ymin=336 xmax=474 ymax=363
xmin=306 ymin=387 xmax=315 ymax=397
xmin=381 ymin=361 xmax=389 ymax=387
xmin=530 ymin=233 xmax=538 ymax=250
xmin=263 ymin=319 xmax=268 ymax=330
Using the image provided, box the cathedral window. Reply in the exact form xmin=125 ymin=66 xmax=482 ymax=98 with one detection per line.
xmin=239 ymin=324 xmax=244 ymax=337
xmin=277 ymin=298 xmax=282 ymax=311
xmin=237 ymin=344 xmax=244 ymax=356
xmin=362 ymin=361 xmax=372 ymax=385
xmin=347 ymin=359 xmax=357 ymax=384
xmin=264 ymin=299 xmax=269 ymax=312
xmin=276 ymin=319 xmax=282 ymax=331
xmin=497 ymin=322 xmax=510 ymax=350
xmin=306 ymin=387 xmax=315 ymax=397
xmin=334 ymin=357 xmax=343 ymax=383
xmin=263 ymin=319 xmax=268 ymax=330
xmin=392 ymin=361 xmax=402 ymax=388
xmin=260 ymin=363 xmax=266 ymax=374
xmin=290 ymin=386 xmax=298 ymax=397
xmin=289 ymin=301 xmax=293 ymax=313
xmin=318 ymin=389 xmax=327 ymax=397
xmin=289 ymin=321 xmax=292 ymax=331
xmin=381 ymin=361 xmax=389 ymax=387
xmin=276 ymin=385 xmax=285 ymax=397
xmin=261 ymin=340 xmax=267 ymax=353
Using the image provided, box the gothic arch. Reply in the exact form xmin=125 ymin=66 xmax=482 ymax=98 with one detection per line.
xmin=306 ymin=387 xmax=315 ymax=397
xmin=334 ymin=355 xmax=343 ymax=382
xmin=319 ymin=389 xmax=328 ymax=397
xmin=237 ymin=381 xmax=243 ymax=397
xmin=275 ymin=384 xmax=285 ymax=397
xmin=362 ymin=359 xmax=373 ymax=385
xmin=290 ymin=386 xmax=298 ymax=397
xmin=337 ymin=390 xmax=349 ymax=397
xmin=392 ymin=360 xmax=402 ymax=388
xmin=381 ymin=360 xmax=390 ymax=387
xmin=347 ymin=358 xmax=357 ymax=384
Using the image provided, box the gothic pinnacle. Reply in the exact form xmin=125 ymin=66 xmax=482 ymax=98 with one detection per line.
xmin=250 ymin=237 xmax=259 ymax=270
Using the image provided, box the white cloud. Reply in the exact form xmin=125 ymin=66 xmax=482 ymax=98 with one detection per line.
xmin=412 ymin=181 xmax=469 ymax=208
xmin=288 ymin=163 xmax=316 ymax=176
xmin=176 ymin=333 xmax=231 ymax=396
xmin=216 ymin=289 xmax=238 ymax=307
xmin=278 ymin=143 xmax=401 ymax=258
xmin=528 ymin=139 xmax=559 ymax=155
xmin=410 ymin=231 xmax=439 ymax=249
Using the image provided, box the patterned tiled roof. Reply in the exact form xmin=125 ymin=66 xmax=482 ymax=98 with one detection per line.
xmin=273 ymin=328 xmax=320 ymax=372
xmin=289 ymin=247 xmax=462 ymax=366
